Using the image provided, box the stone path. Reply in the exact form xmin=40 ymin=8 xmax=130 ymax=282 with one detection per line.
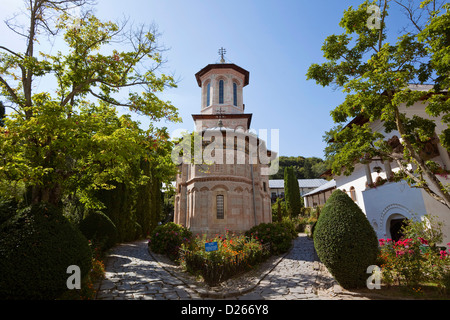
xmin=95 ymin=234 xmax=370 ymax=300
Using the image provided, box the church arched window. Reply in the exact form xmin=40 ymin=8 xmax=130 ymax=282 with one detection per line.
xmin=216 ymin=195 xmax=224 ymax=219
xmin=219 ymin=80 xmax=224 ymax=104
xmin=233 ymin=82 xmax=238 ymax=106
xmin=206 ymin=82 xmax=211 ymax=107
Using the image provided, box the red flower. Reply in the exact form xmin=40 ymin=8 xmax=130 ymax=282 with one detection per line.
xmin=418 ymin=237 xmax=428 ymax=245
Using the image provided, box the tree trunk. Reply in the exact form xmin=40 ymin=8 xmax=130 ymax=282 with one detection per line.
xmin=31 ymin=184 xmax=62 ymax=206
xmin=393 ymin=105 xmax=450 ymax=210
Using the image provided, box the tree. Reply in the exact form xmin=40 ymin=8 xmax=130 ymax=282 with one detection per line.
xmin=418 ymin=2 xmax=450 ymax=144
xmin=269 ymin=156 xmax=328 ymax=179
xmin=284 ymin=167 xmax=301 ymax=217
xmin=271 ymin=197 xmax=287 ymax=222
xmin=0 ymin=2 xmax=180 ymax=208
xmin=307 ymin=0 xmax=450 ymax=209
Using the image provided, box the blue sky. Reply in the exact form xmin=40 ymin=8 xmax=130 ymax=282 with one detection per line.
xmin=0 ymin=0 xmax=414 ymax=159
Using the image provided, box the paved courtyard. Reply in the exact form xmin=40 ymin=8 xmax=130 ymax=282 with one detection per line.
xmin=95 ymin=234 xmax=370 ymax=300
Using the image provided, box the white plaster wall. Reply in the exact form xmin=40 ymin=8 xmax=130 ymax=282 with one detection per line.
xmin=421 ymin=188 xmax=450 ymax=246
xmin=335 ymin=161 xmax=396 ymax=214
xmin=335 ymin=164 xmax=368 ymax=212
xmin=362 ymin=180 xmax=427 ymax=238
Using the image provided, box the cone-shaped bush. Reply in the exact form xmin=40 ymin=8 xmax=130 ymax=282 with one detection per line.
xmin=313 ymin=189 xmax=379 ymax=289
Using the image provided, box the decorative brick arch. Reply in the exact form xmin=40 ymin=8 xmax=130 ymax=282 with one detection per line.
xmin=211 ymin=184 xmax=229 ymax=192
xmin=234 ymin=186 xmax=244 ymax=193
xmin=378 ymin=203 xmax=415 ymax=238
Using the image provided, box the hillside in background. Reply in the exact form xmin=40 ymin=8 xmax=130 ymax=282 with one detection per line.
xmin=270 ymin=156 xmax=329 ymax=180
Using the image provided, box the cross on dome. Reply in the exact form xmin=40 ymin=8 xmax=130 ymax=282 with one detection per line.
xmin=218 ymin=47 xmax=226 ymax=63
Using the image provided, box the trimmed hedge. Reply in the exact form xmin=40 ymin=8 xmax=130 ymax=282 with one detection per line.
xmin=0 ymin=202 xmax=92 ymax=300
xmin=79 ymin=210 xmax=118 ymax=251
xmin=313 ymin=189 xmax=379 ymax=289
xmin=245 ymin=220 xmax=297 ymax=254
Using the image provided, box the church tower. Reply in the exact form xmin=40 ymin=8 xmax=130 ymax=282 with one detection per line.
xmin=173 ymin=50 xmax=275 ymax=235
xmin=192 ymin=48 xmax=252 ymax=132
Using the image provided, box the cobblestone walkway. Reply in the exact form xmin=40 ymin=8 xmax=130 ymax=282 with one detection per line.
xmin=95 ymin=234 xmax=370 ymax=300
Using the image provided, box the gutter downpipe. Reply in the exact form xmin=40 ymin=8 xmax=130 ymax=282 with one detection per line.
xmin=185 ymin=164 xmax=189 ymax=227
xmin=250 ymin=154 xmax=257 ymax=227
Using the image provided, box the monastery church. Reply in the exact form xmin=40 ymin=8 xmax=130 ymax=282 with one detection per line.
xmin=173 ymin=53 xmax=450 ymax=247
xmin=173 ymin=51 xmax=276 ymax=235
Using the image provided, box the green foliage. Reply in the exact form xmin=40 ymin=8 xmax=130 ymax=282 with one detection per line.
xmin=135 ymin=158 xmax=164 ymax=238
xmin=0 ymin=0 xmax=180 ymax=300
xmin=0 ymin=196 xmax=18 ymax=226
xmin=418 ymin=3 xmax=450 ymax=91
xmin=442 ymin=270 xmax=450 ymax=294
xmin=79 ymin=210 xmax=118 ymax=251
xmin=271 ymin=198 xmax=287 ymax=222
xmin=0 ymin=2 xmax=180 ymax=214
xmin=148 ymin=222 xmax=193 ymax=260
xmin=270 ymin=156 xmax=328 ymax=179
xmin=378 ymin=215 xmax=450 ymax=288
xmin=313 ymin=189 xmax=379 ymax=289
xmin=0 ymin=202 xmax=92 ymax=299
xmin=245 ymin=221 xmax=297 ymax=254
xmin=0 ymin=96 xmax=175 ymax=209
xmin=284 ymin=167 xmax=302 ymax=217
xmin=95 ymin=181 xmax=139 ymax=243
xmin=295 ymin=216 xmax=310 ymax=233
xmin=308 ymin=0 xmax=450 ymax=207
xmin=162 ymin=189 xmax=175 ymax=223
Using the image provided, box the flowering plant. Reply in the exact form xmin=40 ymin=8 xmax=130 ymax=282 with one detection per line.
xmin=378 ymin=216 xmax=450 ymax=290
xmin=180 ymin=230 xmax=269 ymax=286
xmin=148 ymin=222 xmax=193 ymax=260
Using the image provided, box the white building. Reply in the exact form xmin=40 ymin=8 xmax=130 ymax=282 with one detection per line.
xmin=269 ymin=179 xmax=328 ymax=203
xmin=325 ymin=85 xmax=450 ymax=245
xmin=303 ymin=179 xmax=336 ymax=208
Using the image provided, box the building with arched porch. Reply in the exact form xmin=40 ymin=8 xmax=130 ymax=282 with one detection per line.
xmin=323 ymin=85 xmax=450 ymax=245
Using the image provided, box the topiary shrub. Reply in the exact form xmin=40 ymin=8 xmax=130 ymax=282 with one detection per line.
xmin=0 ymin=202 xmax=92 ymax=300
xmin=313 ymin=189 xmax=379 ymax=289
xmin=148 ymin=222 xmax=193 ymax=260
xmin=79 ymin=210 xmax=118 ymax=251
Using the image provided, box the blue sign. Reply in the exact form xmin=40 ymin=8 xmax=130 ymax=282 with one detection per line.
xmin=205 ymin=242 xmax=218 ymax=252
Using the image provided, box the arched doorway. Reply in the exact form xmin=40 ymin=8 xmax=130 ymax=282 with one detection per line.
xmin=387 ymin=215 xmax=408 ymax=242
xmin=379 ymin=204 xmax=415 ymax=241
